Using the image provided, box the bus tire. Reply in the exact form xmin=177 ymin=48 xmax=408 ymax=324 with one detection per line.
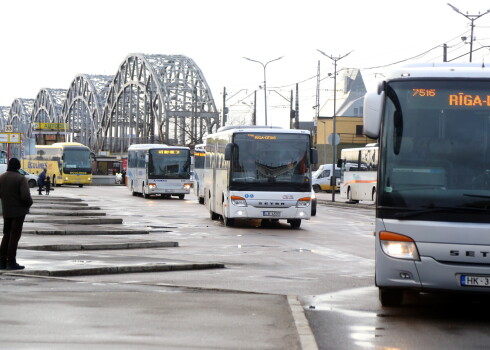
xmin=288 ymin=219 xmax=301 ymax=228
xmin=313 ymin=184 xmax=321 ymax=193
xmin=223 ymin=215 xmax=235 ymax=227
xmin=348 ymin=187 xmax=359 ymax=204
xmin=131 ymin=182 xmax=137 ymax=196
xmin=379 ymin=288 xmax=403 ymax=307
xmin=199 ymin=196 xmax=204 ymax=205
xmin=372 ymin=187 xmax=377 ymax=202
xmin=210 ymin=210 xmax=219 ymax=220
xmin=78 ymin=184 xmax=83 ymax=188
xmin=178 ymin=194 xmax=185 ymax=200
xmin=143 ymin=186 xmax=150 ymax=199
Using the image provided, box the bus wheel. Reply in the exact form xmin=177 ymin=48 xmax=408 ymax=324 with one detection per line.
xmin=210 ymin=210 xmax=219 ymax=220
xmin=223 ymin=215 xmax=235 ymax=227
xmin=78 ymin=184 xmax=83 ymax=188
xmin=313 ymin=184 xmax=321 ymax=193
xmin=288 ymin=219 xmax=301 ymax=228
xmin=178 ymin=194 xmax=185 ymax=200
xmin=348 ymin=187 xmax=359 ymax=204
xmin=131 ymin=182 xmax=137 ymax=196
xmin=199 ymin=196 xmax=205 ymax=205
xmin=143 ymin=187 xmax=150 ymax=199
xmin=379 ymin=288 xmax=403 ymax=307
xmin=372 ymin=188 xmax=377 ymax=202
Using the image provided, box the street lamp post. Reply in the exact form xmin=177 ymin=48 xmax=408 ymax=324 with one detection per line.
xmin=243 ymin=56 xmax=283 ymax=126
xmin=317 ymin=49 xmax=352 ymax=202
xmin=448 ymin=3 xmax=490 ymax=62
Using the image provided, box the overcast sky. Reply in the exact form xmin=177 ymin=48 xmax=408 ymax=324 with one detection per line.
xmin=1 ymin=0 xmax=490 ymax=128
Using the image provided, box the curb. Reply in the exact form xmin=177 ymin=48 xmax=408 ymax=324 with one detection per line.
xmin=3 ymin=262 xmax=225 ymax=277
xmin=287 ymin=295 xmax=319 ymax=350
xmin=23 ymin=229 xmax=150 ymax=235
xmin=22 ymin=241 xmax=178 ymax=251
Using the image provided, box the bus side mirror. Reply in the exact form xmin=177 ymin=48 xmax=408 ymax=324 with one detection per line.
xmin=363 ymin=90 xmax=384 ymax=138
xmin=310 ymin=148 xmax=318 ymax=165
xmin=337 ymin=159 xmax=343 ymax=168
xmin=145 ymin=154 xmax=149 ymax=163
xmin=224 ymin=143 xmax=234 ymax=161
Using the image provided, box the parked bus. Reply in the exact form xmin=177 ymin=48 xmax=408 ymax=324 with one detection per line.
xmin=338 ymin=144 xmax=378 ymax=202
xmin=193 ymin=144 xmax=206 ymax=204
xmin=127 ymin=144 xmax=192 ymax=199
xmin=364 ymin=63 xmax=490 ymax=306
xmin=312 ymin=164 xmax=340 ymax=192
xmin=23 ymin=142 xmax=92 ymax=187
xmin=204 ymin=126 xmax=318 ymax=228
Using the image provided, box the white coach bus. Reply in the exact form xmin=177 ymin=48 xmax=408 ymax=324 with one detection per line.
xmin=338 ymin=144 xmax=378 ymax=203
xmin=364 ymin=63 xmax=490 ymax=306
xmin=193 ymin=144 xmax=206 ymax=204
xmin=127 ymin=144 xmax=192 ymax=199
xmin=204 ymin=126 xmax=318 ymax=228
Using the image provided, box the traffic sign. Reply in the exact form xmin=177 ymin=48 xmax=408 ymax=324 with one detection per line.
xmin=4 ymin=125 xmax=13 ymax=132
xmin=328 ymin=133 xmax=340 ymax=145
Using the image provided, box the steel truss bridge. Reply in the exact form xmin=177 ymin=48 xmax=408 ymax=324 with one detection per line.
xmin=0 ymin=54 xmax=219 ymax=155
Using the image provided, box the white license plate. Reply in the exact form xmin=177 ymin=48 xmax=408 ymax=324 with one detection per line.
xmin=460 ymin=275 xmax=490 ymax=287
xmin=263 ymin=211 xmax=280 ymax=217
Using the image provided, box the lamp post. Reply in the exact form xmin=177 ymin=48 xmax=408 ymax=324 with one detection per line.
xmin=448 ymin=3 xmax=490 ymax=62
xmin=243 ymin=56 xmax=283 ymax=126
xmin=317 ymin=49 xmax=352 ymax=202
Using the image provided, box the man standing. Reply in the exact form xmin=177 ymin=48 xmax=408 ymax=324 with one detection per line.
xmin=38 ymin=168 xmax=46 ymax=195
xmin=0 ymin=158 xmax=33 ymax=270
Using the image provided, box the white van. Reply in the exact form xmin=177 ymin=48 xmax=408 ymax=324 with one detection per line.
xmin=312 ymin=164 xmax=340 ymax=192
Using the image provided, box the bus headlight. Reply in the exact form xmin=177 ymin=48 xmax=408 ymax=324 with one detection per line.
xmin=379 ymin=231 xmax=420 ymax=260
xmin=296 ymin=197 xmax=311 ymax=208
xmin=148 ymin=183 xmax=157 ymax=190
xmin=183 ymin=183 xmax=192 ymax=190
xmin=231 ymin=195 xmax=247 ymax=207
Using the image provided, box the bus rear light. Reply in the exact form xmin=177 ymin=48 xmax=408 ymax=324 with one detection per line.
xmin=231 ymin=195 xmax=247 ymax=207
xmin=379 ymin=231 xmax=420 ymax=261
xmin=296 ymin=197 xmax=311 ymax=208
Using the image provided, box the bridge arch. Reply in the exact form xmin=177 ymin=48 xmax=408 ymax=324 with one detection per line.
xmin=62 ymin=74 xmax=113 ymax=152
xmin=31 ymin=88 xmax=68 ymax=140
xmin=100 ymin=54 xmax=219 ymax=152
xmin=10 ymin=98 xmax=35 ymax=136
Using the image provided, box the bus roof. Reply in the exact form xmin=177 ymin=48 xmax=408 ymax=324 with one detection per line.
xmin=386 ymin=63 xmax=490 ymax=80
xmin=36 ymin=142 xmax=89 ymax=149
xmin=211 ymin=126 xmax=311 ymax=136
xmin=127 ymin=143 xmax=190 ymax=151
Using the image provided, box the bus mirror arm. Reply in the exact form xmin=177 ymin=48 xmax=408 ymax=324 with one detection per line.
xmin=224 ymin=143 xmax=234 ymax=161
xmin=310 ymin=148 xmax=318 ymax=165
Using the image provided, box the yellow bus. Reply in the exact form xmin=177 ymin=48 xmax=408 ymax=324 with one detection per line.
xmin=23 ymin=142 xmax=92 ymax=187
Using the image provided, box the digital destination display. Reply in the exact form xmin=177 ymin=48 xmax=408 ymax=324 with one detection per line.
xmin=412 ymin=88 xmax=490 ymax=107
xmin=247 ymin=134 xmax=277 ymax=140
xmin=158 ymin=150 xmax=180 ymax=154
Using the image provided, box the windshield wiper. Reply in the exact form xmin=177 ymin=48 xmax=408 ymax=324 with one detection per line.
xmin=393 ymin=206 xmax=488 ymax=220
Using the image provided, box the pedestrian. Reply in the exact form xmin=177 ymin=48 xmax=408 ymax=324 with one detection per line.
xmin=121 ymin=170 xmax=126 ymax=185
xmin=45 ymin=175 xmax=51 ymax=195
xmin=38 ymin=168 xmax=46 ymax=195
xmin=0 ymin=158 xmax=33 ymax=270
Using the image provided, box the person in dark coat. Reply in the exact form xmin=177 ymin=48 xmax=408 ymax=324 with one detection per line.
xmin=0 ymin=158 xmax=33 ymax=270
xmin=45 ymin=175 xmax=51 ymax=195
xmin=38 ymin=168 xmax=46 ymax=195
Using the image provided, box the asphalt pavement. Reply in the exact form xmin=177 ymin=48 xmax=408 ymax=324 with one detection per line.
xmin=0 ymin=188 xmax=322 ymax=350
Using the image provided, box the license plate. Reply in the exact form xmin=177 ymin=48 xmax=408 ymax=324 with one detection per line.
xmin=263 ymin=211 xmax=280 ymax=217
xmin=460 ymin=275 xmax=490 ymax=287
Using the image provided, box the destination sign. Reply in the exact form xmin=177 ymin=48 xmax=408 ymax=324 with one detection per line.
xmin=412 ymin=89 xmax=490 ymax=107
xmin=247 ymin=134 xmax=277 ymax=140
xmin=158 ymin=150 xmax=180 ymax=154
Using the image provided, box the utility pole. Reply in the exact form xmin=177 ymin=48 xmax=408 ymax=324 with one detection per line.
xmin=294 ymin=84 xmax=299 ymax=129
xmin=448 ymin=3 xmax=490 ymax=62
xmin=222 ymin=87 xmax=227 ymax=127
xmin=253 ymin=90 xmax=257 ymax=125
xmin=443 ymin=43 xmax=448 ymax=62
xmin=317 ymin=49 xmax=352 ymax=202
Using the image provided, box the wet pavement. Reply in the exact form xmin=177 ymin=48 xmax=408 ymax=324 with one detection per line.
xmin=0 ymin=190 xmax=319 ymax=350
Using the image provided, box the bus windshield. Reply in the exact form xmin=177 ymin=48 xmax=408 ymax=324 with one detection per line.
xmin=231 ymin=133 xmax=311 ymax=191
xmin=379 ymin=79 xmax=490 ymax=221
xmin=149 ymin=149 xmax=190 ymax=179
xmin=63 ymin=148 xmax=92 ymax=173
